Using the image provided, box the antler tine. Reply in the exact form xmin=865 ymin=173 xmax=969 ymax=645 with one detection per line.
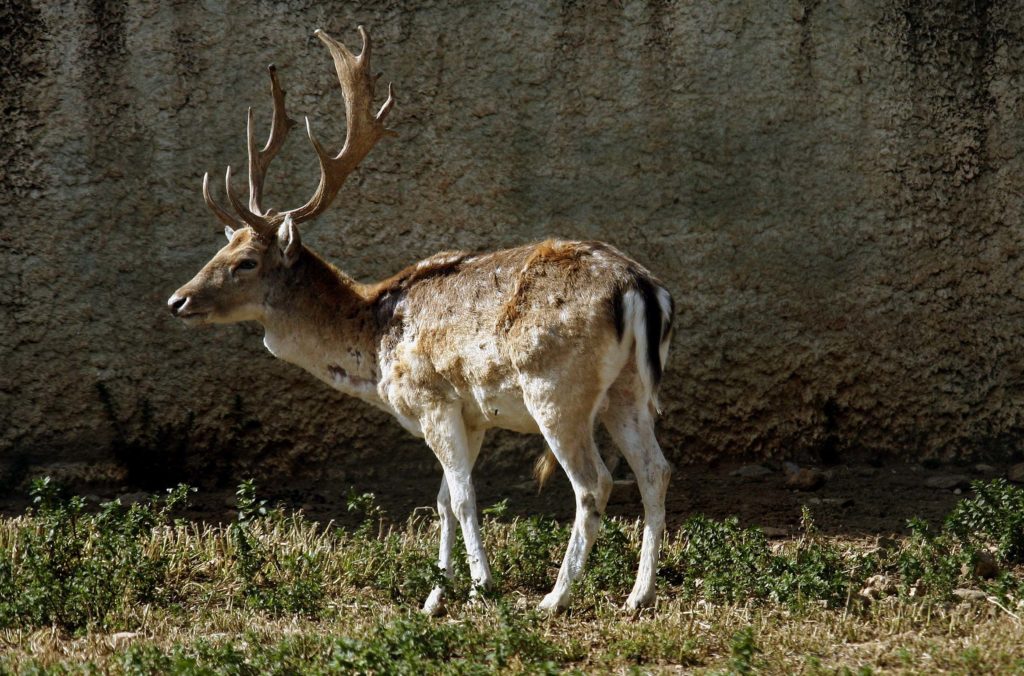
xmin=224 ymin=165 xmax=276 ymax=237
xmin=246 ymin=65 xmax=297 ymax=216
xmin=202 ymin=172 xmax=245 ymax=230
xmin=282 ymin=26 xmax=397 ymax=225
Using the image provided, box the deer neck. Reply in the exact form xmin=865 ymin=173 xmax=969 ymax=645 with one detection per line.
xmin=260 ymin=248 xmax=382 ymax=401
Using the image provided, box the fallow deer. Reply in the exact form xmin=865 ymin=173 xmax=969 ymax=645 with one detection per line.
xmin=168 ymin=27 xmax=675 ymax=614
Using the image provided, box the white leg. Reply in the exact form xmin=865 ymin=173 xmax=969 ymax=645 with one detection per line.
xmin=603 ymin=392 xmax=671 ymax=609
xmin=421 ymin=408 xmax=491 ymax=608
xmin=533 ymin=421 xmax=612 ymax=612
xmin=423 ymin=428 xmax=485 ymax=615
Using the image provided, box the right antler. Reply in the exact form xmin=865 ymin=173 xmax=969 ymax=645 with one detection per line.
xmin=204 ymin=26 xmax=396 ymax=237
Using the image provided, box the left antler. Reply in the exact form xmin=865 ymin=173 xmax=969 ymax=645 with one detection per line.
xmin=204 ymin=26 xmax=396 ymax=235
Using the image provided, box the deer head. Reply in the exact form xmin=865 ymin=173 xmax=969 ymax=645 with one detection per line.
xmin=168 ymin=27 xmax=395 ymax=325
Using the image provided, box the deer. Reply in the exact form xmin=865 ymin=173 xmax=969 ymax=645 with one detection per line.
xmin=168 ymin=26 xmax=675 ymax=615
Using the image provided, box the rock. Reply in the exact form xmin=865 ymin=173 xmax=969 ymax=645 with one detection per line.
xmin=858 ymin=574 xmax=895 ymax=601
xmin=974 ymin=463 xmax=996 ymax=473
xmin=761 ymin=526 xmax=789 ymax=538
xmin=730 ymin=465 xmax=772 ymax=480
xmin=607 ymin=479 xmax=639 ymax=505
xmin=953 ymin=588 xmax=988 ymax=602
xmin=1008 ymin=463 xmax=1024 ymax=484
xmin=809 ymin=497 xmax=854 ymax=508
xmin=855 ymin=467 xmax=879 ymax=477
xmin=782 ymin=461 xmax=801 ymax=476
xmin=967 ymin=550 xmax=999 ymax=580
xmin=924 ymin=475 xmax=970 ymax=490
xmin=785 ymin=468 xmax=825 ymax=491
xmin=117 ymin=491 xmax=151 ymax=505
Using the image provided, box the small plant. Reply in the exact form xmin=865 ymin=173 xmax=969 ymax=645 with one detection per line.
xmin=578 ymin=518 xmax=639 ymax=599
xmin=946 ymin=479 xmax=1024 ymax=564
xmin=0 ymin=478 xmax=190 ymax=632
xmin=891 ymin=518 xmax=965 ymax=600
xmin=728 ymin=626 xmax=761 ymax=675
xmin=230 ymin=480 xmax=326 ymax=616
xmin=488 ymin=515 xmax=568 ymax=594
xmin=660 ymin=513 xmax=864 ymax=608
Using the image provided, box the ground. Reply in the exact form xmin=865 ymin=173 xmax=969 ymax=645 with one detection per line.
xmin=2 ymin=456 xmax=1023 ymax=674
xmin=0 ymin=454 xmax=994 ymax=534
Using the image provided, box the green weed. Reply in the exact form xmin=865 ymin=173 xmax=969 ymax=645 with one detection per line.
xmin=945 ymin=478 xmax=1024 ymax=564
xmin=0 ymin=478 xmax=189 ymax=632
xmin=230 ymin=480 xmax=326 ymax=616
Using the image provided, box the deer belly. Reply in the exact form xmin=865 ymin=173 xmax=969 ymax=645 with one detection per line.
xmin=469 ymin=390 xmax=538 ymax=433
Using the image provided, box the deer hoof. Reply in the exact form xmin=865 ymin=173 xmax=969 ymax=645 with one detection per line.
xmin=422 ymin=588 xmax=446 ymax=616
xmin=537 ymin=592 xmax=568 ymax=614
xmin=624 ymin=590 xmax=655 ymax=611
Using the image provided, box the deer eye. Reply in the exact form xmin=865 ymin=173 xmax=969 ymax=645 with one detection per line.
xmin=236 ymin=260 xmax=258 ymax=271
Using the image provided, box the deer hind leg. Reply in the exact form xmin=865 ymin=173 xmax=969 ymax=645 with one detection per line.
xmin=601 ymin=373 xmax=672 ymax=610
xmin=525 ymin=388 xmax=613 ymax=612
xmin=423 ymin=427 xmax=485 ymax=616
xmin=420 ymin=407 xmax=492 ymax=613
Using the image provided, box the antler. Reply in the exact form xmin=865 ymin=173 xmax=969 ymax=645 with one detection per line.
xmin=203 ymin=26 xmax=396 ymax=236
xmin=203 ymin=64 xmax=296 ymax=235
xmin=247 ymin=65 xmax=297 ymax=217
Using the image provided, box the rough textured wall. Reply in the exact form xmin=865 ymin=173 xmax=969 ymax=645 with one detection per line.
xmin=2 ymin=0 xmax=1023 ymax=488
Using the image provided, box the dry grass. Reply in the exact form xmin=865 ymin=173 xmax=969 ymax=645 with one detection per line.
xmin=1 ymin=481 xmax=1022 ymax=674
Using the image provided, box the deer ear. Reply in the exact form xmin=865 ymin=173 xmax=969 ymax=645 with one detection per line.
xmin=277 ymin=216 xmax=301 ymax=267
xmin=224 ymin=225 xmax=236 ymax=242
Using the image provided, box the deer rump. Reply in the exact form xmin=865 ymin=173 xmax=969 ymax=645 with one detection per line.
xmin=371 ymin=238 xmax=674 ymax=439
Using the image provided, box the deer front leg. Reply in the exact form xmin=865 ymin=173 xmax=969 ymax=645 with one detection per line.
xmin=421 ymin=408 xmax=491 ymax=611
xmin=422 ymin=428 xmax=485 ymax=616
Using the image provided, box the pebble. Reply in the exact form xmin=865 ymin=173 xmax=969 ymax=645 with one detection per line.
xmin=953 ymin=588 xmax=988 ymax=602
xmin=858 ymin=574 xmax=895 ymax=601
xmin=809 ymin=497 xmax=854 ymax=508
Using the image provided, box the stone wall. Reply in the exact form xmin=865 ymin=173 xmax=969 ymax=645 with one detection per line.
xmin=2 ymin=0 xmax=1023 ymax=488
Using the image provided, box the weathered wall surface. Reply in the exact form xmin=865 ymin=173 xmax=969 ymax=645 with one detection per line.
xmin=2 ymin=0 xmax=1023 ymax=488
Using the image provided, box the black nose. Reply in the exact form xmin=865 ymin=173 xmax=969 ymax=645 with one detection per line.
xmin=169 ymin=295 xmax=187 ymax=316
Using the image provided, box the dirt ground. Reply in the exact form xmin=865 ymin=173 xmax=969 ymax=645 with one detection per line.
xmin=3 ymin=453 xmax=1005 ymax=540
xmin=282 ymin=456 xmax=1004 ymax=537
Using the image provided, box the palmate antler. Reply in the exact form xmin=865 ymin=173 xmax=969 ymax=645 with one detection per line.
xmin=203 ymin=26 xmax=396 ymax=238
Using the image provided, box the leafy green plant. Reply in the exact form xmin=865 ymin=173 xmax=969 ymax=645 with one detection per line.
xmin=945 ymin=479 xmax=1024 ymax=564
xmin=0 ymin=478 xmax=189 ymax=632
xmin=230 ymin=480 xmax=326 ymax=616
xmin=487 ymin=515 xmax=568 ymax=594
xmin=728 ymin=626 xmax=761 ymax=675
xmin=660 ymin=512 xmax=864 ymax=608
xmin=890 ymin=517 xmax=964 ymax=600
xmin=578 ymin=518 xmax=639 ymax=599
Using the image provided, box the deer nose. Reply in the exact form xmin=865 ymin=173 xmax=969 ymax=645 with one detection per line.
xmin=168 ymin=294 xmax=188 ymax=316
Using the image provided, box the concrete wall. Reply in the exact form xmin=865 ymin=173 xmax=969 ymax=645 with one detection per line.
xmin=2 ymin=0 xmax=1023 ymax=488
